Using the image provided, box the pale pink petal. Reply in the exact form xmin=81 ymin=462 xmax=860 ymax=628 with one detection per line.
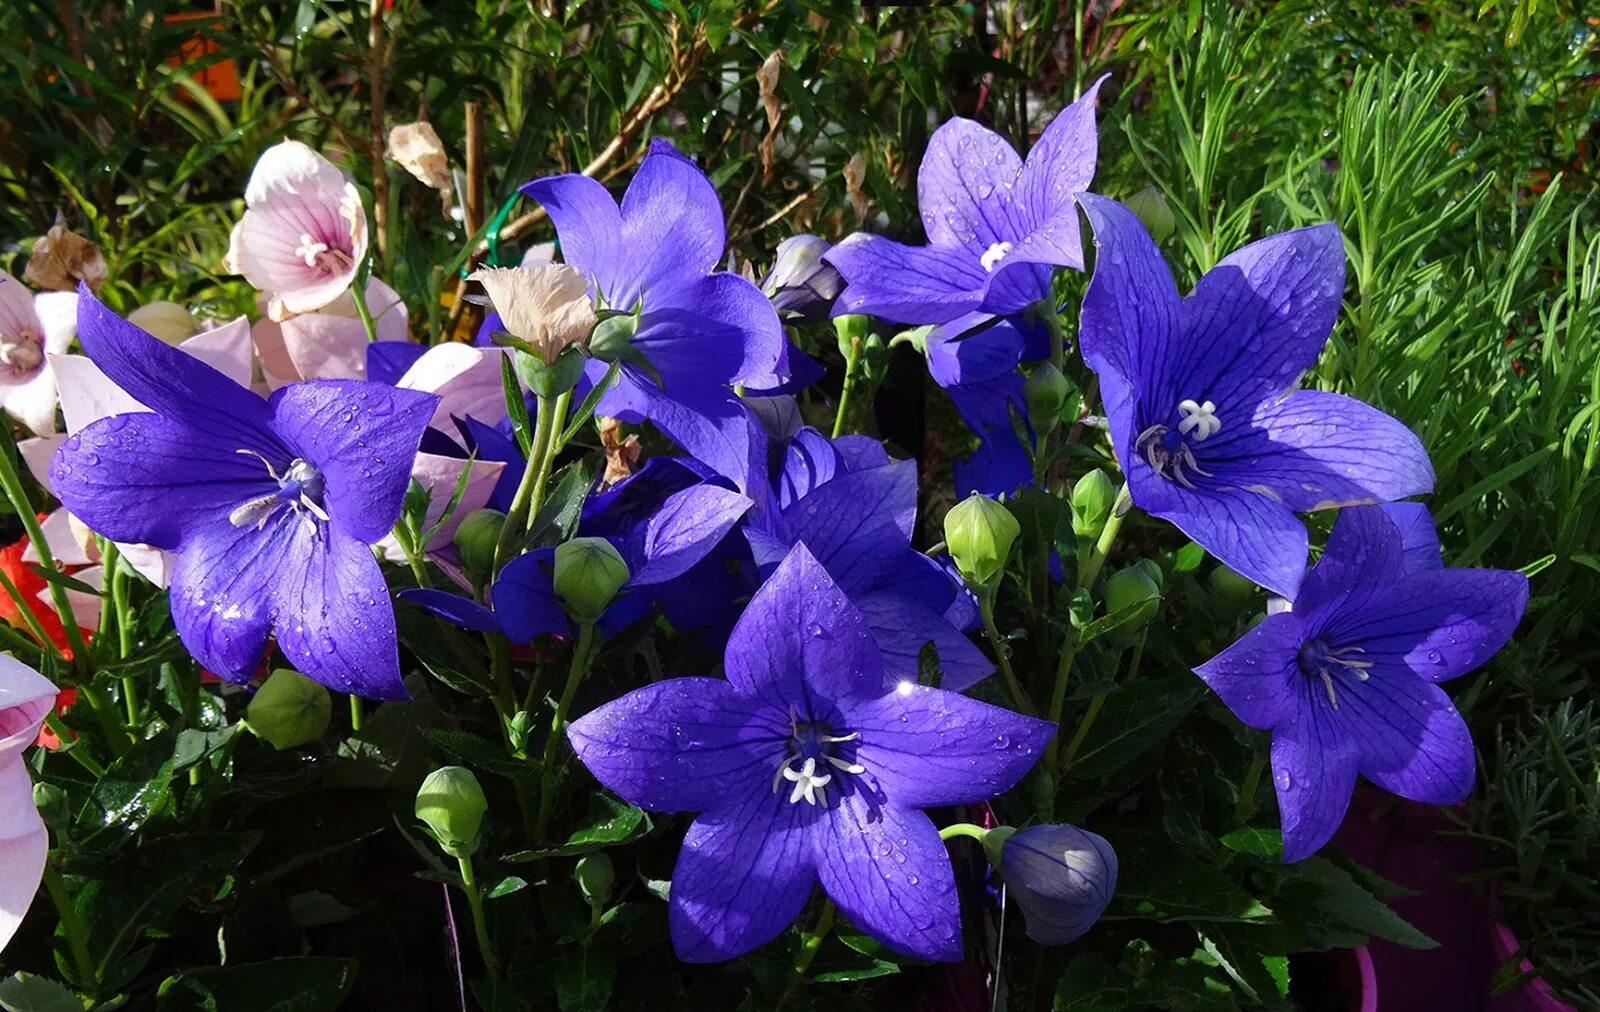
xmin=17 ymin=434 xmax=63 ymax=490
xmin=0 ymin=762 xmax=48 ymax=956
xmin=38 ymin=563 xmax=100 ymax=631
xmin=363 ymin=278 xmax=410 ymax=343
xmin=117 ymin=542 xmax=172 ymax=589
xmin=32 ymin=292 xmax=77 ymax=351
xmin=178 ymin=316 xmax=254 ymax=387
xmin=51 ymin=353 xmax=145 ymax=433
xmin=0 ymin=271 xmax=38 ymax=339
xmin=278 ymin=312 xmax=368 ymax=382
xmin=378 ymin=452 xmax=506 ymax=560
xmin=22 ymin=509 xmax=95 ymax=567
xmin=0 ymin=655 xmax=55 ymax=763
xmin=397 ymin=344 xmax=510 ymax=428
xmin=250 ymin=315 xmax=298 ymax=388
xmin=126 ymin=301 xmax=200 ymax=343
xmin=1 ymin=367 xmax=62 ymax=436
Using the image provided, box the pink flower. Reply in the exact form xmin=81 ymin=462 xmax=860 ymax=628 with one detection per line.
xmin=0 ymin=272 xmax=76 ymax=435
xmin=0 ymin=655 xmax=55 ymax=955
xmin=224 ymin=140 xmax=369 ymax=317
xmin=251 ymin=278 xmax=408 ymax=388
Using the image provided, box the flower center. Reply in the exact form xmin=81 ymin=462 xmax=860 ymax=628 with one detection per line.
xmin=1176 ymin=399 xmax=1220 ymax=440
xmin=294 ymin=233 xmax=354 ymax=276
xmin=229 ymin=450 xmax=330 ymax=531
xmin=1134 ymin=398 xmax=1222 ymax=488
xmin=771 ymin=708 xmax=864 ymax=808
xmin=979 ymin=241 xmax=1013 ymax=273
xmin=1296 ymin=638 xmax=1373 ymax=711
xmin=0 ymin=330 xmax=43 ymax=377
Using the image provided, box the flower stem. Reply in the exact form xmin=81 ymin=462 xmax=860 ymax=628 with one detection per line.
xmin=44 ymin=712 xmax=104 ymax=777
xmin=351 ymin=277 xmax=379 ymax=344
xmin=534 ymin=623 xmax=597 ymax=840
xmin=831 ymin=336 xmax=862 ymax=439
xmin=938 ymin=822 xmax=989 ymax=844
xmin=979 ymin=595 xmax=1036 ymax=716
xmin=1044 ymin=486 xmax=1128 ymax=774
xmin=493 ymin=393 xmax=560 ymax=572
xmin=527 ymin=389 xmax=572 ymax=520
xmin=456 ymin=853 xmax=501 ymax=979
xmin=780 ymin=900 xmax=836 ymax=1008
xmin=488 ymin=634 xmax=541 ymax=842
xmin=0 ymin=430 xmax=91 ymax=668
xmin=1235 ymin=752 xmax=1267 ymax=824
xmin=348 ymin=695 xmax=364 ymax=733
xmin=42 ymin=867 xmax=94 ymax=988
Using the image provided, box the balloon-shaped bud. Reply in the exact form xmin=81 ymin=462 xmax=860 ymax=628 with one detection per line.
xmin=1025 ymin=363 xmax=1072 ymax=435
xmin=127 ymin=301 xmax=200 ymax=344
xmin=944 ymin=493 xmax=1020 ymax=590
xmin=247 ymin=669 xmax=332 ymax=750
xmin=1125 ymin=185 xmax=1175 ymax=245
xmin=997 ymin=824 xmax=1118 ymax=945
xmin=762 ymin=235 xmax=843 ymax=322
xmin=415 ymin=766 xmax=488 ymax=858
xmin=553 ymin=538 xmax=630 ymax=624
xmin=1070 ymin=470 xmax=1116 ymax=540
xmin=1104 ymin=565 xmax=1161 ymax=617
xmin=834 ymin=312 xmax=870 ymax=359
xmin=453 ymin=509 xmax=506 ymax=582
xmin=588 ymin=312 xmax=640 ymax=363
xmin=574 ymin=852 xmax=615 ymax=908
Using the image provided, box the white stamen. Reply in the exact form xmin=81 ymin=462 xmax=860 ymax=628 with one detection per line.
xmin=1318 ymin=669 xmax=1339 ymax=710
xmin=1176 ymin=399 xmax=1221 ymax=440
xmin=825 ymin=755 xmax=866 ymax=775
xmin=979 ymin=241 xmax=1013 ymax=273
xmin=783 ymin=758 xmax=832 ymax=806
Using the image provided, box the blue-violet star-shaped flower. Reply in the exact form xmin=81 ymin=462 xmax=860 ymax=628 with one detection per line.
xmin=50 ymin=289 xmax=438 ymax=700
xmin=1076 ymin=193 xmax=1435 ymax=597
xmin=568 ymin=542 xmax=1053 ymax=962
xmin=1193 ymin=504 xmax=1527 ymax=861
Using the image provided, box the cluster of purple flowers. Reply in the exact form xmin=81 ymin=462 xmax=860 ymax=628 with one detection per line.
xmin=43 ymin=79 xmax=1526 ymax=967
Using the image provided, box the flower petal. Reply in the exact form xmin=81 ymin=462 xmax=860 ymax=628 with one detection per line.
xmin=1202 ymin=390 xmax=1434 ymax=513
xmin=0 ymin=655 xmax=57 ymax=764
xmin=925 ymin=313 xmax=1024 ymax=388
xmin=627 ymin=484 xmax=752 ymax=586
xmin=568 ymin=677 xmax=781 ymax=812
xmin=1381 ymin=502 xmax=1444 ymax=575
xmin=1337 ymin=674 xmax=1474 ymax=804
xmin=811 ymin=797 xmax=961 ymax=962
xmin=635 ymin=271 xmax=783 ymax=390
xmin=0 ymin=763 xmax=48 ymax=955
xmin=781 ymin=459 xmax=917 ymax=565
xmin=74 ymin=288 xmax=277 ymax=453
xmin=178 ymin=316 xmax=255 ymax=388
xmin=491 ymin=550 xmax=570 ymax=643
xmin=1192 ymin=612 xmax=1305 ymax=729
xmin=619 ymin=140 xmax=728 ymax=299
xmin=169 ymin=517 xmax=292 ymax=682
xmin=367 ymin=340 xmax=428 ymax=387
xmin=1272 ymin=698 xmax=1359 ymax=862
xmin=1323 ymin=569 xmax=1529 ymax=683
xmin=267 ymin=380 xmax=439 ymax=544
xmin=51 ymin=413 xmax=271 ymax=550
xmin=669 ymin=786 xmax=817 ymax=963
xmin=1140 ymin=478 xmax=1309 ymax=600
xmin=1013 ymin=76 xmax=1107 ymax=255
xmin=520 ymin=172 xmax=625 ymax=294
xmin=851 ymin=592 xmax=993 ymax=692
xmin=396 ymin=344 xmax=511 ymax=429
xmin=825 ymin=234 xmax=988 ymax=324
xmin=274 ymin=526 xmax=406 ymax=699
xmin=917 ymin=118 xmax=1025 ymax=251
xmin=844 ymin=684 xmax=1052 ymax=807
xmin=1294 ymin=504 xmax=1405 ymax=619
xmin=276 ymin=311 xmax=369 ymax=381
xmin=1 ymin=368 xmax=61 ymax=436
xmin=398 ymin=588 xmax=502 ymax=634
xmin=725 ymin=543 xmax=882 ymax=708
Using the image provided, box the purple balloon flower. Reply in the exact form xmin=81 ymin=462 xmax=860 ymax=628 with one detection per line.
xmin=1194 ymin=505 xmax=1528 ymax=861
xmin=826 ymin=81 xmax=1106 ymax=496
xmin=521 ymin=140 xmax=784 ymax=448
xmin=1076 ymin=193 xmax=1435 ymax=598
xmin=568 ymin=543 xmax=1053 ymax=962
xmin=997 ymin=823 xmax=1118 ymax=945
xmin=50 ymin=289 xmax=438 ymax=699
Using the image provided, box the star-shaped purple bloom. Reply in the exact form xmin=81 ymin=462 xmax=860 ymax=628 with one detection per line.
xmin=50 ymin=289 xmax=438 ymax=700
xmin=1194 ymin=505 xmax=1527 ymax=861
xmin=1076 ymin=193 xmax=1435 ymax=597
xmin=521 ymin=140 xmax=784 ymax=450
xmin=826 ymin=81 xmax=1106 ymax=496
xmin=568 ymin=543 xmax=1053 ymax=962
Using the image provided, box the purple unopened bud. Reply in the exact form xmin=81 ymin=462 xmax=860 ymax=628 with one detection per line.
xmin=762 ymin=235 xmax=843 ymax=321
xmin=998 ymin=824 xmax=1117 ymax=945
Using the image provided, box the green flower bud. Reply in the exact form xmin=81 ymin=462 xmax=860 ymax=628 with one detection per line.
xmin=453 ymin=509 xmax=506 ymax=582
xmin=574 ymin=852 xmax=615 ymax=908
xmin=554 ymin=538 xmax=630 ymax=623
xmin=1025 ymin=363 xmax=1071 ymax=435
xmin=33 ymin=781 xmax=69 ymax=829
xmin=588 ymin=312 xmax=639 ymax=362
xmin=513 ymin=345 xmax=586 ymax=399
xmin=415 ymin=766 xmax=488 ymax=858
xmin=1104 ymin=565 xmax=1161 ymax=620
xmin=981 ymin=825 xmax=1018 ymax=870
xmin=1209 ymin=564 xmax=1257 ymax=605
xmin=1125 ymin=185 xmax=1175 ymax=245
xmin=127 ymin=301 xmax=200 ymax=344
xmin=834 ymin=313 xmax=870 ymax=359
xmin=1070 ymin=470 xmax=1116 ymax=539
xmin=247 ymin=669 xmax=332 ymax=750
xmin=1130 ymin=558 xmax=1165 ymax=592
xmin=943 ymin=493 xmax=1020 ymax=589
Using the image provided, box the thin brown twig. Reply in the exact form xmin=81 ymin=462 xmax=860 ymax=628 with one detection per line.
xmin=368 ymin=0 xmax=391 ymax=262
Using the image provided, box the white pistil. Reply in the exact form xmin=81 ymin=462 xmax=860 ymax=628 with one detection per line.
xmin=1176 ymin=399 xmax=1221 ymax=441
xmin=979 ymin=241 xmax=1012 ymax=273
xmin=295 ymin=233 xmax=331 ymax=268
xmin=783 ymin=758 xmax=832 ymax=807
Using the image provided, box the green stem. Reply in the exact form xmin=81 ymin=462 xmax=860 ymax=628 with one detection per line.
xmin=349 ymin=695 xmax=364 ymax=732
xmin=44 ymin=712 xmax=104 ymax=776
xmin=779 ymin=900 xmax=836 ymax=1008
xmin=0 ymin=620 xmax=44 ymax=663
xmin=1044 ymin=486 xmax=1128 ymax=773
xmin=456 ymin=853 xmax=501 ymax=978
xmin=1058 ymin=692 xmax=1105 ymax=774
xmin=351 ymin=278 xmax=379 ymax=344
xmin=535 ymin=624 xmax=597 ymax=840
xmin=76 ymin=684 xmax=130 ymax=757
xmin=831 ymin=336 xmax=862 ymax=439
xmin=42 ymin=867 xmax=94 ymax=988
xmin=0 ymin=564 xmax=58 ymax=656
xmin=938 ymin=822 xmax=989 ymax=843
xmin=0 ymin=427 xmax=90 ymax=665
xmin=978 ymin=596 xmax=1036 ymax=716
xmin=493 ymin=393 xmax=560 ymax=571
xmin=1235 ymin=752 xmax=1267 ymax=824
xmin=528 ymin=389 xmax=573 ymax=519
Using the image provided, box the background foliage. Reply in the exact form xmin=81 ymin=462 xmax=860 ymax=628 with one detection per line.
xmin=0 ymin=0 xmax=1595 ymax=1009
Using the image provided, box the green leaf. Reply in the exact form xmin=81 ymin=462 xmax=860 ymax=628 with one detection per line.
xmin=551 ymin=945 xmax=614 ymax=1012
xmin=75 ymin=730 xmax=178 ymax=846
xmin=1218 ymin=828 xmax=1283 ymax=860
xmin=528 ymin=459 xmax=597 ymax=546
xmin=501 ymin=354 xmax=533 ymax=456
xmin=1285 ymin=858 xmax=1437 ymax=950
xmin=1065 ymin=677 xmax=1207 ymax=779
xmin=505 ymin=794 xmax=648 ymax=860
xmin=0 ymin=973 xmax=81 ymax=1012
xmin=560 ymin=360 xmax=622 ymax=446
xmin=1114 ymin=865 xmax=1275 ymax=924
xmin=421 ymin=728 xmax=539 ymax=781
xmin=156 ymin=957 xmax=358 ymax=1012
